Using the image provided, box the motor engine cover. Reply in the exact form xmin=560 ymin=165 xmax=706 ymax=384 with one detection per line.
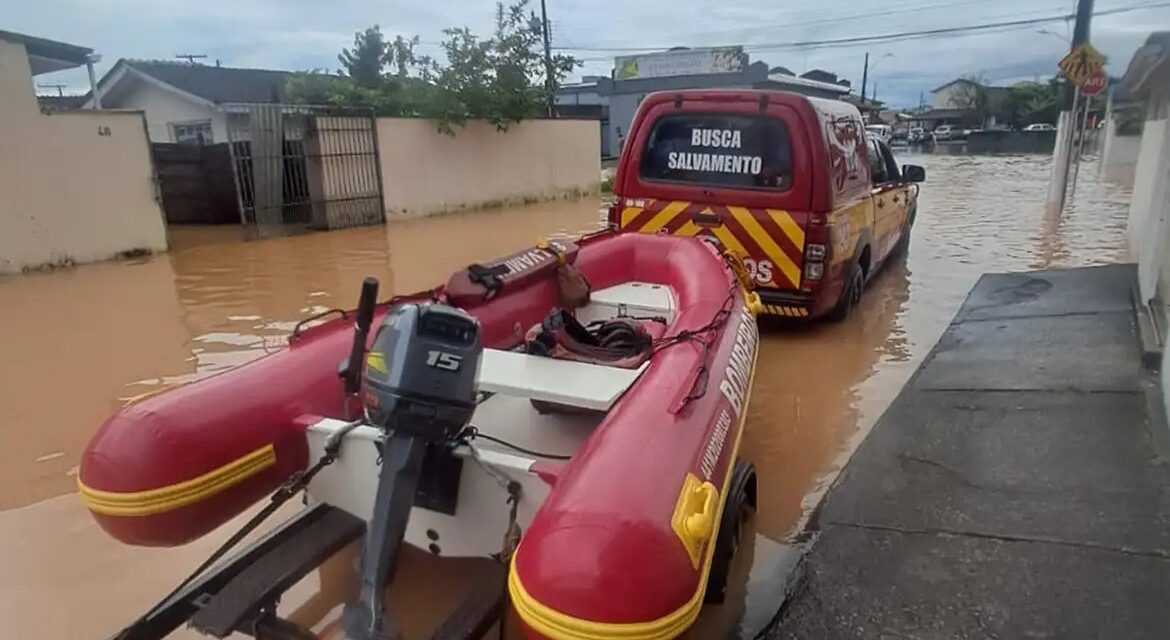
xmin=363 ymin=303 xmax=482 ymax=440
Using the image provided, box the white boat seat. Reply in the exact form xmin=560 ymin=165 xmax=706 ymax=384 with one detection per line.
xmin=476 ymin=348 xmax=647 ymax=411
xmin=577 ymin=282 xmax=676 ymax=325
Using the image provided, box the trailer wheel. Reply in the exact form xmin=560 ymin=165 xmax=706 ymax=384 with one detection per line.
xmin=705 ymin=460 xmax=757 ymax=604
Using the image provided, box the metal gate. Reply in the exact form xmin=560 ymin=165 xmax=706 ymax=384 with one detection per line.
xmin=226 ymin=105 xmax=385 ymax=240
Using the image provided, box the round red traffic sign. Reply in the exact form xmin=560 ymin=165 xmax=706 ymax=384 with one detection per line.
xmin=1080 ymin=70 xmax=1108 ymax=97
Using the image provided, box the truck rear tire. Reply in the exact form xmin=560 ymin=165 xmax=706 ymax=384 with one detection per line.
xmin=826 ymin=263 xmax=864 ymax=323
xmin=705 ymin=460 xmax=756 ymax=604
xmin=890 ymin=205 xmax=916 ymax=259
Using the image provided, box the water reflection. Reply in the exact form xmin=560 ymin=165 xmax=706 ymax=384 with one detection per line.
xmin=0 ymin=154 xmax=1132 ymax=638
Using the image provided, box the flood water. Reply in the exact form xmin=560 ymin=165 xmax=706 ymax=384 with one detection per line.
xmin=0 ymin=154 xmax=1132 ymax=638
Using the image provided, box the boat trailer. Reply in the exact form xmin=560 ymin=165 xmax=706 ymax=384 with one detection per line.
xmin=109 ymin=280 xmax=508 ymax=640
xmin=108 ymin=503 xmax=508 ymax=640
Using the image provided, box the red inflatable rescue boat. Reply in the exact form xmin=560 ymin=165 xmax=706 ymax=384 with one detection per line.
xmin=80 ymin=230 xmax=762 ymax=640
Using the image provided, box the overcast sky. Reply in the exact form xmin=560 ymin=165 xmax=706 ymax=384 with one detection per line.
xmin=8 ymin=0 xmax=1170 ymax=107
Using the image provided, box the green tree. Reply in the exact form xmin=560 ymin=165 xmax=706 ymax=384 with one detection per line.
xmin=338 ymin=26 xmax=391 ymax=87
xmin=288 ymin=1 xmax=580 ymax=134
xmin=389 ymin=35 xmax=423 ymax=78
xmin=426 ymin=0 xmax=580 ymax=131
xmin=1003 ymin=79 xmax=1061 ymax=127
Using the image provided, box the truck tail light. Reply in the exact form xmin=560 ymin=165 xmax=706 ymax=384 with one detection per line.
xmin=802 ymin=222 xmax=831 ymax=289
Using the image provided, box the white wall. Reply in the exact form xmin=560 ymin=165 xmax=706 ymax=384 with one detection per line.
xmin=1130 ymin=119 xmax=1169 ymax=302
xmin=108 ymin=77 xmax=227 ymax=144
xmin=0 ymin=40 xmax=167 ymax=273
xmin=377 ymin=118 xmax=600 ymax=218
xmin=931 ymin=82 xmax=972 ymax=109
xmin=1100 ymin=123 xmax=1142 ymax=187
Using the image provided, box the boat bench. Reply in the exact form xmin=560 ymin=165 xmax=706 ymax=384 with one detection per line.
xmin=474 ymin=283 xmax=671 ymax=411
xmin=477 ymin=349 xmax=646 ymax=411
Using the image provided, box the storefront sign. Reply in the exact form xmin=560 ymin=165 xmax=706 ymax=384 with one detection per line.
xmin=615 ymin=47 xmax=745 ymax=80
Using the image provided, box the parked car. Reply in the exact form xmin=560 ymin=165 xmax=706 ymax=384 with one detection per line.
xmin=866 ymin=124 xmax=892 ymax=141
xmin=609 ymin=89 xmax=926 ymax=321
xmin=1023 ymin=123 xmax=1057 ymax=132
xmin=907 ymin=127 xmax=927 ymax=144
xmin=933 ymin=124 xmax=958 ymax=141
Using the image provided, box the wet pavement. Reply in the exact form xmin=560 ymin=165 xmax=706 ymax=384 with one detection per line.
xmin=0 ymin=153 xmax=1133 ymax=638
xmin=773 ymin=264 xmax=1170 ymax=639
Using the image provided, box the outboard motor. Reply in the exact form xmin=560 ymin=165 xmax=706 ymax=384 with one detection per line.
xmin=362 ymin=303 xmax=482 ymax=438
xmin=342 ymin=295 xmax=482 ymax=640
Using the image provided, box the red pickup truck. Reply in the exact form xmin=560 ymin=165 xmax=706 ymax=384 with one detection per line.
xmin=609 ymin=89 xmax=925 ymax=321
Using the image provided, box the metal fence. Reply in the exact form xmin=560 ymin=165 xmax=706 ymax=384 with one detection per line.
xmin=225 ymin=105 xmax=384 ymax=240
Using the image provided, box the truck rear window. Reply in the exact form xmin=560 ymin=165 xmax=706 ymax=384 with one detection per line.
xmin=639 ymin=114 xmax=792 ymax=190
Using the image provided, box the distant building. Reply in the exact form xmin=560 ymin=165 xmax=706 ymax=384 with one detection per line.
xmin=37 ymin=94 xmax=89 ymax=111
xmin=84 ymin=60 xmax=293 ymax=143
xmin=554 ymin=75 xmax=611 ymax=156
xmin=798 ymin=69 xmax=841 ymax=85
xmin=919 ymin=78 xmax=1010 ymax=130
xmin=557 ymin=47 xmax=853 ymax=158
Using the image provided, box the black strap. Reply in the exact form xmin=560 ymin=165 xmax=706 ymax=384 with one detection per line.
xmin=112 ymin=420 xmax=363 ymax=640
xmin=467 ymin=263 xmax=509 ymax=300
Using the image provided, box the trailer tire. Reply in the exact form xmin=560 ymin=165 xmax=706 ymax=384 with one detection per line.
xmin=705 ymin=460 xmax=757 ymax=604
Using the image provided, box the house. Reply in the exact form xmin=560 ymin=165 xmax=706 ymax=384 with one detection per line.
xmin=37 ymin=94 xmax=90 ymax=111
xmin=0 ymin=30 xmax=165 ymax=273
xmin=930 ymin=78 xmax=981 ymax=109
xmin=921 ymin=78 xmax=1010 ymax=129
xmin=84 ymin=60 xmax=293 ymax=143
xmin=1120 ymin=31 xmax=1170 ymax=423
xmin=798 ymin=69 xmax=844 ymax=85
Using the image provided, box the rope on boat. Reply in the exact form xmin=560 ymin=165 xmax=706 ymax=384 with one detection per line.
xmin=648 ymin=275 xmax=739 ymax=407
xmin=457 ymin=426 xmax=573 ymax=461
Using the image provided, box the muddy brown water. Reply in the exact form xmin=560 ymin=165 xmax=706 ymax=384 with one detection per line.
xmin=0 ymin=154 xmax=1131 ymax=638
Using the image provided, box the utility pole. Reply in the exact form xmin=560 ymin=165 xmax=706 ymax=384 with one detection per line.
xmin=860 ymin=52 xmax=870 ymax=106
xmin=872 ymin=80 xmax=878 ymax=105
xmin=1046 ymin=0 xmax=1094 ymax=211
xmin=540 ymin=0 xmax=555 ymax=117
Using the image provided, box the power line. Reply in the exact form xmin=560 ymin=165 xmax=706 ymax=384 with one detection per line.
xmin=550 ymin=1 xmax=1170 ymax=53
xmin=552 ymin=0 xmax=1058 ymax=44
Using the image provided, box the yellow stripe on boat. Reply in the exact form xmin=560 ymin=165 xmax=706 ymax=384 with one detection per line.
xmin=507 ymin=307 xmax=759 ymax=640
xmin=77 ymin=444 xmax=277 ymax=517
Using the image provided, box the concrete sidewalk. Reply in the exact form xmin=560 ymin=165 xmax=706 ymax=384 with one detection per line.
xmin=772 ymin=264 xmax=1170 ymax=639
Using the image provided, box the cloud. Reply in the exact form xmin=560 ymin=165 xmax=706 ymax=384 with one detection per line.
xmin=8 ymin=0 xmax=1169 ymax=107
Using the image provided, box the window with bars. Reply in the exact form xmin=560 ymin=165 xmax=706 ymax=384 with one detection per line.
xmin=172 ymin=120 xmax=213 ymax=145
